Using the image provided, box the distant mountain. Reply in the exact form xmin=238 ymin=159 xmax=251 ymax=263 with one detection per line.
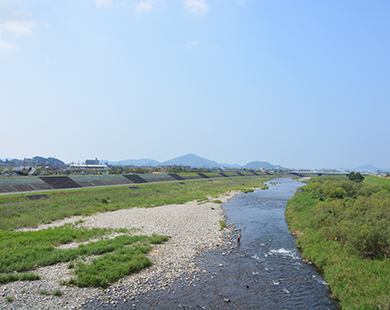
xmin=220 ymin=163 xmax=242 ymax=168
xmin=34 ymin=156 xmax=66 ymax=168
xmin=162 ymin=154 xmax=221 ymax=168
xmin=355 ymin=164 xmax=381 ymax=171
xmin=99 ymin=154 xmax=287 ymax=169
xmin=0 ymin=156 xmax=66 ymax=168
xmin=243 ymin=161 xmax=284 ymax=170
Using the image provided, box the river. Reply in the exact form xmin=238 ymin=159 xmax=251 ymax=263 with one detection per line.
xmin=86 ymin=177 xmax=340 ymax=309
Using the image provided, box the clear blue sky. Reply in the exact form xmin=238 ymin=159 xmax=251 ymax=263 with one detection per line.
xmin=1 ymin=0 xmax=389 ymax=169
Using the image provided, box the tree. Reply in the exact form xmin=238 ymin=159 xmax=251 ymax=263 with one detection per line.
xmin=348 ymin=172 xmax=364 ymax=183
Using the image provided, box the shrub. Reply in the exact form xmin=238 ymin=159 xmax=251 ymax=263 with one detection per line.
xmin=329 ymin=187 xmax=346 ymax=199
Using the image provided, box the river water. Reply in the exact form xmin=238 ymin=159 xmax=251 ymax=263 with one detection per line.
xmin=218 ymin=178 xmax=340 ymax=309
xmin=86 ymin=178 xmax=340 ymax=309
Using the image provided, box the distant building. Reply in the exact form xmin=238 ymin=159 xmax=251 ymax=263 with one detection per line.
xmin=86 ymin=158 xmax=100 ymax=165
xmin=70 ymin=164 xmax=107 ymax=170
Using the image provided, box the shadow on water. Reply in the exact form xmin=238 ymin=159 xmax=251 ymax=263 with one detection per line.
xmin=84 ymin=178 xmax=340 ymax=310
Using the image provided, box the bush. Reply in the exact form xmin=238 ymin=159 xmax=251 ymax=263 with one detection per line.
xmin=292 ymin=178 xmax=390 ymax=256
xmin=329 ymin=187 xmax=346 ymax=199
xmin=349 ymin=224 xmax=384 ymax=254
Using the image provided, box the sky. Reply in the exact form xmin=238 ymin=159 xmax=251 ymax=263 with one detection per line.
xmin=1 ymin=0 xmax=389 ymax=169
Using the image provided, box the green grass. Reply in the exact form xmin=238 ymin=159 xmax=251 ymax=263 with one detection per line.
xmin=37 ymin=289 xmax=50 ymax=295
xmin=0 ymin=272 xmax=40 ymax=284
xmin=177 ymin=172 xmax=200 ymax=176
xmin=0 ymin=177 xmax=269 ymax=231
xmin=364 ymin=175 xmax=390 ymax=186
xmin=37 ymin=289 xmax=63 ymax=296
xmin=0 ymin=224 xmax=168 ymax=287
xmin=219 ymin=221 xmax=226 ymax=230
xmin=285 ymin=176 xmax=390 ymax=309
xmin=5 ymin=296 xmax=13 ymax=303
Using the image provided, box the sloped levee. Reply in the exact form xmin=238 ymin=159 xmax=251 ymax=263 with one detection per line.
xmin=197 ymin=173 xmax=210 ymax=179
xmin=69 ymin=175 xmax=131 ymax=187
xmin=168 ymin=174 xmax=185 ymax=181
xmin=0 ymin=176 xmax=51 ymax=193
xmin=140 ymin=174 xmax=176 ymax=183
xmin=39 ymin=176 xmax=82 ymax=189
xmin=0 ymin=172 xmax=289 ymax=194
xmin=123 ymin=175 xmax=148 ymax=184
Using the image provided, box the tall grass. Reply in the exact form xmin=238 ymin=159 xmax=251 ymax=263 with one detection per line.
xmin=285 ymin=176 xmax=390 ymax=309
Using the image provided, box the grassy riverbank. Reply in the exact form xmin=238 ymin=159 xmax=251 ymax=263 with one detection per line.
xmin=0 ymin=222 xmax=168 ymax=287
xmin=0 ymin=177 xmax=268 ymax=231
xmin=285 ymin=176 xmax=390 ymax=309
xmin=0 ymin=177 xmax=268 ymax=288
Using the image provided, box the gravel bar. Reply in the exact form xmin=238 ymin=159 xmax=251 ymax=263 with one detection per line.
xmin=0 ymin=191 xmax=244 ymax=309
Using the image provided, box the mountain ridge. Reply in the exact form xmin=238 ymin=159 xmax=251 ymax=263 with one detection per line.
xmin=101 ymin=153 xmax=282 ymax=169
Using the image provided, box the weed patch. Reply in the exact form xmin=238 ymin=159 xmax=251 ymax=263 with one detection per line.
xmin=0 ymin=272 xmax=40 ymax=285
xmin=0 ymin=226 xmax=168 ymax=287
xmin=38 ymin=289 xmax=62 ymax=297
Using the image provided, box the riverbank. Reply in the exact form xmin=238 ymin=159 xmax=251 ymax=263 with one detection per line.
xmin=285 ymin=176 xmax=390 ymax=309
xmin=0 ymin=190 xmax=243 ymax=309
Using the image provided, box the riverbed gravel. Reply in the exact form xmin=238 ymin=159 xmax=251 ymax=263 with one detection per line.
xmin=0 ymin=191 xmax=242 ymax=310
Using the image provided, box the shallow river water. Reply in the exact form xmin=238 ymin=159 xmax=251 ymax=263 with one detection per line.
xmin=85 ymin=178 xmax=340 ymax=309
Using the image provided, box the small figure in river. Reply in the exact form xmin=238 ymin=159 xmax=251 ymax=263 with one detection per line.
xmin=237 ymin=233 xmax=241 ymax=243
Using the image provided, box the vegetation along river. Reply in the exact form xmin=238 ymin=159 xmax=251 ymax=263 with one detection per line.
xmin=86 ymin=178 xmax=340 ymax=309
